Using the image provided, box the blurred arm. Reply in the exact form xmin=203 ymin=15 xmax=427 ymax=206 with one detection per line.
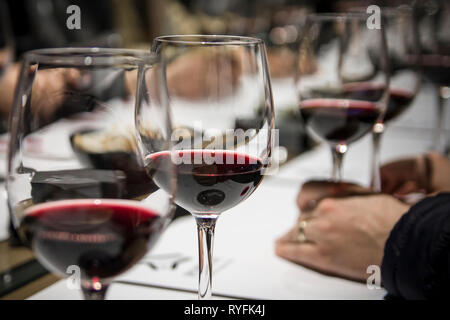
xmin=381 ymin=192 xmax=450 ymax=299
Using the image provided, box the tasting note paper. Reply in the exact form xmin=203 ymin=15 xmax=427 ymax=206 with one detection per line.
xmin=116 ymin=181 xmax=386 ymax=300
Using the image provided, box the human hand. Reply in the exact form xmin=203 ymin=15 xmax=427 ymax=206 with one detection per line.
xmin=0 ymin=63 xmax=82 ymax=119
xmin=380 ymin=152 xmax=450 ymax=196
xmin=166 ymin=49 xmax=242 ymax=100
xmin=0 ymin=63 xmax=20 ymax=115
xmin=380 ymin=155 xmax=427 ymax=196
xmin=296 ymin=179 xmax=371 ymax=212
xmin=30 ymin=68 xmax=70 ymax=120
xmin=275 ymin=194 xmax=409 ymax=281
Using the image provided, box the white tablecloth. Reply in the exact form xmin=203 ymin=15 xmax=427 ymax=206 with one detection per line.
xmin=5 ymin=82 xmax=449 ymax=299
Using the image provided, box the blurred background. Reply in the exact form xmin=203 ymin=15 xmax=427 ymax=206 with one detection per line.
xmin=1 ymin=0 xmax=401 ymax=54
xmin=1 ymin=0 xmax=449 ymax=154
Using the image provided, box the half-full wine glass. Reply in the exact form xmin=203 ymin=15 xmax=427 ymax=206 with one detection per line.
xmin=365 ymin=6 xmax=422 ymax=191
xmin=139 ymin=35 xmax=275 ymax=299
xmin=7 ymin=48 xmax=175 ymax=300
xmin=297 ymin=13 xmax=390 ymax=181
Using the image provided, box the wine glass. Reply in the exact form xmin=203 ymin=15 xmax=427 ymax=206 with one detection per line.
xmin=296 ymin=13 xmax=389 ymax=181
xmin=260 ymin=5 xmax=309 ymax=111
xmin=414 ymin=0 xmax=450 ymax=153
xmin=6 ymin=48 xmax=174 ymax=300
xmin=365 ymin=6 xmax=422 ymax=191
xmin=139 ymin=35 xmax=275 ymax=299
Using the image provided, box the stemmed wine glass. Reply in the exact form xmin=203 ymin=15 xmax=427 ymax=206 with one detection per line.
xmin=6 ymin=48 xmax=175 ymax=300
xmin=414 ymin=0 xmax=450 ymax=153
xmin=297 ymin=13 xmax=390 ymax=181
xmin=365 ymin=6 xmax=422 ymax=191
xmin=138 ymin=35 xmax=275 ymax=299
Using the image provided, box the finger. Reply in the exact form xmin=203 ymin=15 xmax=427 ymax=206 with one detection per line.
xmin=394 ymin=180 xmax=421 ymax=196
xmin=381 ymin=158 xmax=421 ymax=194
xmin=297 ymin=218 xmax=323 ymax=243
xmin=298 ymin=209 xmax=314 ymax=221
xmin=380 ymin=166 xmax=402 ymax=194
xmin=380 ymin=174 xmax=395 ymax=194
xmin=64 ymin=68 xmax=81 ymax=87
xmin=124 ymin=69 xmax=138 ymax=95
xmin=298 ymin=180 xmax=368 ymax=212
xmin=276 ymin=218 xmax=321 ymax=244
xmin=275 ymin=241 xmax=321 ymax=267
xmin=297 ymin=180 xmax=332 ymax=211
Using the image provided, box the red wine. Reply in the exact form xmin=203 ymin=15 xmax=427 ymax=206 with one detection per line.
xmin=20 ymin=199 xmax=163 ymax=282
xmin=147 ymin=150 xmax=264 ymax=216
xmin=342 ymin=83 xmax=415 ymax=122
xmin=299 ymin=99 xmax=380 ymax=143
xmin=384 ymin=89 xmax=415 ymax=122
xmin=421 ymin=54 xmax=450 ymax=86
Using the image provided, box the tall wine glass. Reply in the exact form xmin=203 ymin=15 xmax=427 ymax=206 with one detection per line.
xmin=139 ymin=35 xmax=275 ymax=299
xmin=6 ymin=48 xmax=174 ymax=300
xmin=366 ymin=6 xmax=422 ymax=191
xmin=414 ymin=0 xmax=450 ymax=153
xmin=297 ymin=13 xmax=390 ymax=181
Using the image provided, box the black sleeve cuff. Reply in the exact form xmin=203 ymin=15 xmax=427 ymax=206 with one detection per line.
xmin=381 ymin=193 xmax=450 ymax=299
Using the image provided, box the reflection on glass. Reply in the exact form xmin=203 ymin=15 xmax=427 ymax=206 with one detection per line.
xmin=138 ymin=35 xmax=275 ymax=299
xmin=7 ymin=48 xmax=175 ymax=300
xmin=297 ymin=13 xmax=390 ymax=181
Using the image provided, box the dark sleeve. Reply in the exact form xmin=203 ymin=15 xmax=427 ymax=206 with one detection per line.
xmin=381 ymin=193 xmax=450 ymax=299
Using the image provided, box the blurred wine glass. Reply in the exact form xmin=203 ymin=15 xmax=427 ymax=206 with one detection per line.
xmin=6 ymin=48 xmax=174 ymax=300
xmin=414 ymin=0 xmax=450 ymax=153
xmin=260 ymin=5 xmax=310 ymax=111
xmin=297 ymin=13 xmax=390 ymax=181
xmin=349 ymin=6 xmax=421 ymax=191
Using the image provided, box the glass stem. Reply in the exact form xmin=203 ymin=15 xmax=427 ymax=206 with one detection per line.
xmin=370 ymin=122 xmax=384 ymax=192
xmin=195 ymin=216 xmax=217 ymax=300
xmin=331 ymin=143 xmax=347 ymax=181
xmin=434 ymin=85 xmax=449 ymax=153
xmin=81 ymin=281 xmax=109 ymax=300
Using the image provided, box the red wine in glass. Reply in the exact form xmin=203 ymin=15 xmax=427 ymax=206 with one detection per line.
xmin=343 ymin=83 xmax=415 ymax=123
xmin=384 ymin=89 xmax=415 ymax=122
xmin=20 ymin=199 xmax=163 ymax=281
xmin=147 ymin=150 xmax=264 ymax=216
xmin=299 ymin=99 xmax=381 ymax=144
xmin=420 ymin=54 xmax=450 ymax=86
xmin=339 ymin=81 xmax=416 ymax=190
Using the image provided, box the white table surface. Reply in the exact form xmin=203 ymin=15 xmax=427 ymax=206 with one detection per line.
xmin=28 ymin=280 xmax=237 ymax=300
xmin=29 ymin=280 xmax=232 ymax=300
xmin=0 ymin=81 xmax=447 ymax=300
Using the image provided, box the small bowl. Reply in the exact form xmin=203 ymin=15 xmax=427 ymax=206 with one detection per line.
xmin=70 ymin=129 xmax=158 ymax=199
